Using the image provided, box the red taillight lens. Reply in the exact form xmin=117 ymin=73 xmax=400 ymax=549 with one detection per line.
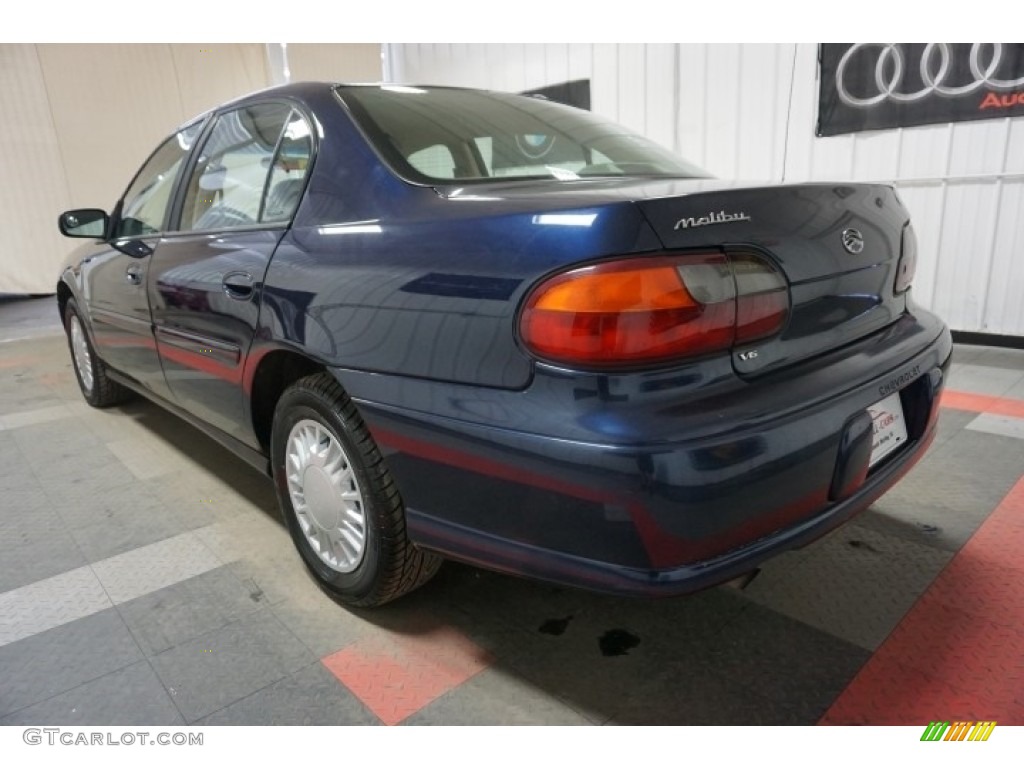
xmin=520 ymin=252 xmax=789 ymax=367
xmin=895 ymin=224 xmax=917 ymax=294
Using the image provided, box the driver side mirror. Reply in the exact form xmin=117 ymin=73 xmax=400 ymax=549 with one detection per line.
xmin=59 ymin=209 xmax=109 ymax=239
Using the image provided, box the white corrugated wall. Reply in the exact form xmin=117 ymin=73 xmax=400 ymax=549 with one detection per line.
xmin=386 ymin=43 xmax=1024 ymax=338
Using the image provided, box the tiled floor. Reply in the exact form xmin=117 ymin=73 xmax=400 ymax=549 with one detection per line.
xmin=1 ymin=294 xmax=1023 ymax=725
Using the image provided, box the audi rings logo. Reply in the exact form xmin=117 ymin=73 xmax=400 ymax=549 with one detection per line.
xmin=842 ymin=228 xmax=864 ymax=255
xmin=836 ymin=43 xmax=1024 ymax=108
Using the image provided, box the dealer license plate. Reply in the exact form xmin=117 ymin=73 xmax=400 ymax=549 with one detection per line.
xmin=868 ymin=391 xmax=908 ymax=467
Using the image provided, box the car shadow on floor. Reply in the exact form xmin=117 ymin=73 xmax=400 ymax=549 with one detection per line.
xmin=346 ymin=557 xmax=870 ymax=725
xmin=115 ymin=397 xmax=280 ymax=520
xmin=111 ymin=395 xmax=872 ymax=726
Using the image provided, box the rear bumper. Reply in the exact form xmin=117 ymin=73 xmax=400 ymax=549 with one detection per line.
xmin=337 ymin=308 xmax=952 ymax=597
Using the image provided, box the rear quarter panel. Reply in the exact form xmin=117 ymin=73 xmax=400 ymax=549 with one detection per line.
xmin=256 ymin=89 xmax=663 ymax=389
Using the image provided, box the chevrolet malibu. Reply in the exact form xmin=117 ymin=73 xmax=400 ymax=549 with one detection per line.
xmin=56 ymin=83 xmax=951 ymax=606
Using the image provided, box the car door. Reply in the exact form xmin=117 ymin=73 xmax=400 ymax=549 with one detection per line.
xmin=84 ymin=122 xmax=204 ymax=394
xmin=148 ymin=103 xmax=313 ymax=442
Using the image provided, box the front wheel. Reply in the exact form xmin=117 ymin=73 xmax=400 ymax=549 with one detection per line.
xmin=270 ymin=373 xmax=442 ymax=607
xmin=64 ymin=298 xmax=131 ymax=408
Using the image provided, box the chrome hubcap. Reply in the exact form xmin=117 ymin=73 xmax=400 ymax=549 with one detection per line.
xmin=69 ymin=315 xmax=94 ymax=393
xmin=285 ymin=419 xmax=366 ymax=573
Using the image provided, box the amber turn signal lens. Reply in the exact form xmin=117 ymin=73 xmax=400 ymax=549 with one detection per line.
xmin=520 ymin=255 xmax=738 ymax=366
xmin=530 ymin=265 xmax=698 ymax=313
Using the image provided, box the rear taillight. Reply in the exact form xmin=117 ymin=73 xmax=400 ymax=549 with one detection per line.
xmin=895 ymin=224 xmax=917 ymax=294
xmin=520 ymin=252 xmax=789 ymax=367
xmin=731 ymin=253 xmax=789 ymax=343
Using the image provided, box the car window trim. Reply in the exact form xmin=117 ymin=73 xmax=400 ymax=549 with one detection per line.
xmin=256 ymin=111 xmax=292 ymax=225
xmin=110 ymin=115 xmax=211 ymax=241
xmin=158 ymin=221 xmax=290 ymax=240
xmin=166 ymin=98 xmax=318 ymax=236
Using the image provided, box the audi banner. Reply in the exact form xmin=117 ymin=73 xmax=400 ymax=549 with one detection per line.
xmin=817 ymin=43 xmax=1024 ymax=137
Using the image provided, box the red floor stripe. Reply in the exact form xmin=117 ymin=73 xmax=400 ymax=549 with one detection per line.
xmin=820 ymin=475 xmax=1024 ymax=725
xmin=322 ymin=627 xmax=493 ymax=725
xmin=942 ymin=390 xmax=1024 ymax=419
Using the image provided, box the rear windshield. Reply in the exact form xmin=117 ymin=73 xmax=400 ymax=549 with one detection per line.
xmin=336 ymin=85 xmax=709 ymax=184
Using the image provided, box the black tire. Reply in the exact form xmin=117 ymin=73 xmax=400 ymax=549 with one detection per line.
xmin=270 ymin=372 xmax=442 ymax=607
xmin=63 ymin=298 xmax=132 ymax=408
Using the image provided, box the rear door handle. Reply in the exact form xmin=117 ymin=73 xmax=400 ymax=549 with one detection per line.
xmin=125 ymin=265 xmax=142 ymax=285
xmin=222 ymin=271 xmax=254 ymax=299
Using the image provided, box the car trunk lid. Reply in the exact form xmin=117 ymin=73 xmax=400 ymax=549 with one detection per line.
xmin=636 ymin=182 xmax=910 ymax=376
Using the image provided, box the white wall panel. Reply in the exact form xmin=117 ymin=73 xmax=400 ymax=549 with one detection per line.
xmin=643 ymin=45 xmax=676 ymax=152
xmin=736 ymin=44 xmax=786 ymax=181
xmin=850 ymin=129 xmax=901 ymax=182
xmin=384 ymin=41 xmax=1024 ymax=336
xmin=780 ymin=43 xmax=816 ymax=182
xmin=1007 ymin=119 xmax=1024 ymax=170
xmin=894 ymin=186 xmax=945 ymax=309
xmin=452 ymin=44 xmax=489 ymax=90
xmin=615 ymin=44 xmax=647 ymax=136
xmin=895 ymin=124 xmax=951 ymax=179
xmin=703 ymin=45 xmax=743 ymax=179
xmin=286 ymin=43 xmax=382 ymax=83
xmin=676 ymin=45 xmax=709 ymax=163
xmin=542 ymin=44 xmax=570 ymax=89
xmin=947 ymin=119 xmax=1011 ymax=177
xmin=0 ymin=45 xmax=72 ymax=295
xmin=985 ymin=182 xmax=1024 ymax=334
xmin=590 ymin=44 xmax=618 ymax=122
xmin=523 ymin=44 xmax=547 ymax=93
xmin=566 ymin=44 xmax=592 ymax=84
xmin=932 ymin=183 xmax=1001 ymax=331
xmin=37 ymin=44 xmax=185 ymax=209
xmin=169 ymin=44 xmax=270 ymax=119
xmin=1 ymin=43 xmax=276 ymax=294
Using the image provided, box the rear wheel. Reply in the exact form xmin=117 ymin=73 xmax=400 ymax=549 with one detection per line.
xmin=270 ymin=372 xmax=441 ymax=607
xmin=64 ymin=298 xmax=131 ymax=408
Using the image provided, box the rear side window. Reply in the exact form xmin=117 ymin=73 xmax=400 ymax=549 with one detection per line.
xmin=262 ymin=111 xmax=313 ymax=223
xmin=116 ymin=123 xmax=201 ymax=237
xmin=179 ymin=103 xmax=305 ymax=232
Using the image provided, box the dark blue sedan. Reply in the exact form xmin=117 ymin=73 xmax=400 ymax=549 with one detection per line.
xmin=56 ymin=83 xmax=951 ymax=606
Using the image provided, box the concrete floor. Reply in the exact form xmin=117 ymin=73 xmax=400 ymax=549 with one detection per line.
xmin=1 ymin=294 xmax=1022 ymax=725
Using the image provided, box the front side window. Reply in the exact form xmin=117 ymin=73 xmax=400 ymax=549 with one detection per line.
xmin=117 ymin=123 xmax=201 ymax=237
xmin=179 ymin=103 xmax=294 ymax=232
xmin=337 ymin=85 xmax=709 ymax=184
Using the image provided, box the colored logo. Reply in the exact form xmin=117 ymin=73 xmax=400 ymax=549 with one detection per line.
xmin=920 ymin=721 xmax=996 ymax=742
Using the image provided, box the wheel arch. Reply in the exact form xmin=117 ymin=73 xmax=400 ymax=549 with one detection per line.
xmin=55 ymin=277 xmax=75 ymax=329
xmin=247 ymin=346 xmax=334 ymax=454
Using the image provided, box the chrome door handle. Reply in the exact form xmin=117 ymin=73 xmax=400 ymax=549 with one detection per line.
xmin=222 ymin=271 xmax=254 ymax=300
xmin=125 ymin=265 xmax=142 ymax=285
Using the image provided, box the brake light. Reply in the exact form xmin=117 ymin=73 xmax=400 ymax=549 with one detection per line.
xmin=520 ymin=252 xmax=789 ymax=367
xmin=894 ymin=225 xmax=917 ymax=294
